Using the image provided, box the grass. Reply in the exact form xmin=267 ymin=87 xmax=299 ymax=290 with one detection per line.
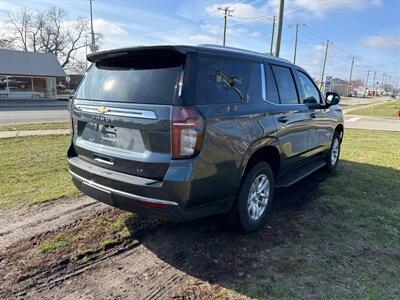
xmin=0 ymin=135 xmax=77 ymax=208
xmin=38 ymin=234 xmax=75 ymax=253
xmin=348 ymin=99 xmax=400 ymax=118
xmin=0 ymin=122 xmax=69 ymax=132
xmin=37 ymin=211 xmax=131 ymax=255
xmin=4 ymin=129 xmax=400 ymax=298
xmin=36 ymin=210 xmax=160 ymax=261
xmin=240 ymin=129 xmax=400 ymax=299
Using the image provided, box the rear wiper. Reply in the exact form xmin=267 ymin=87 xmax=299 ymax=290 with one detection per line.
xmin=215 ymin=69 xmax=244 ymax=100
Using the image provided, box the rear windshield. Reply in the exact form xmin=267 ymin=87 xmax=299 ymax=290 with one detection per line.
xmin=75 ymin=52 xmax=183 ymax=104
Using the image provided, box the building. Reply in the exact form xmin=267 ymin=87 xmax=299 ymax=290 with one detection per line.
xmin=331 ymin=78 xmax=349 ymax=96
xmin=57 ymin=74 xmax=84 ymax=91
xmin=0 ymin=49 xmax=66 ymax=100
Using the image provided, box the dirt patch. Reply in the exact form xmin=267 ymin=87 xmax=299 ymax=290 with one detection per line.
xmin=0 ymin=171 xmax=327 ymax=299
xmin=0 ymin=195 xmax=107 ymax=249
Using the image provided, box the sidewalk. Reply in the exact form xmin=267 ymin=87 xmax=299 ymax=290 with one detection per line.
xmin=344 ymin=115 xmax=400 ymax=131
xmin=0 ymin=129 xmax=69 ymax=139
xmin=340 ymin=96 xmax=390 ymax=107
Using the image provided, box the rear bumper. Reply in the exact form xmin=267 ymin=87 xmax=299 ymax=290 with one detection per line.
xmin=67 ymin=149 xmax=234 ymax=222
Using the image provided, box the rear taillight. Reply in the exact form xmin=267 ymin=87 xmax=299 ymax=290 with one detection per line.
xmin=171 ymin=106 xmax=205 ymax=159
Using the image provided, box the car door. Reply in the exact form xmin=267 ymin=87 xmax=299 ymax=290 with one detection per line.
xmin=295 ymin=69 xmax=332 ymax=153
xmin=267 ymin=63 xmax=311 ymax=170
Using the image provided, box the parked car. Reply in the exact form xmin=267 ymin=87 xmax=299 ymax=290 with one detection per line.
xmin=67 ymin=45 xmax=344 ymax=232
xmin=0 ymin=86 xmax=45 ymax=99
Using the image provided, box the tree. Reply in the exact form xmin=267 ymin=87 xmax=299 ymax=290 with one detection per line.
xmin=5 ymin=7 xmax=102 ymax=72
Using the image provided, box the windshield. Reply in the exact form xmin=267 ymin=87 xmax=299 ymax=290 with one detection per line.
xmin=75 ymin=53 xmax=183 ymax=104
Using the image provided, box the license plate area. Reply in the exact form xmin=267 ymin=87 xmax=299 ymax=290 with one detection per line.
xmin=79 ymin=121 xmax=146 ymax=153
xmin=100 ymin=125 xmax=117 ymax=143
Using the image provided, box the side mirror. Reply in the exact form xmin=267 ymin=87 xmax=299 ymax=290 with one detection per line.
xmin=325 ymin=92 xmax=340 ymax=106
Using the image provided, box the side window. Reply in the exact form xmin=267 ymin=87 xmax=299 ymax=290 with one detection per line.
xmin=297 ymin=70 xmax=321 ymax=104
xmin=265 ymin=64 xmax=279 ymax=104
xmin=247 ymin=63 xmax=266 ymax=102
xmin=197 ymin=57 xmax=250 ymax=104
xmin=271 ymin=65 xmax=299 ymax=104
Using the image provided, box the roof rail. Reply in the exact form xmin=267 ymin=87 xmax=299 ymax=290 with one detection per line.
xmin=198 ymin=44 xmax=291 ymax=63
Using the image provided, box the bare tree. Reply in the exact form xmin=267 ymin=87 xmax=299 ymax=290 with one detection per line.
xmin=5 ymin=7 xmax=102 ymax=71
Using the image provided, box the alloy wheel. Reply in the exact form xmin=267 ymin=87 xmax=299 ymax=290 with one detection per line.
xmin=247 ymin=174 xmax=270 ymax=221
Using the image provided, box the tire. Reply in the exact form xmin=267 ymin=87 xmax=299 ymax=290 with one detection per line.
xmin=226 ymin=161 xmax=275 ymax=232
xmin=325 ymin=131 xmax=342 ymax=172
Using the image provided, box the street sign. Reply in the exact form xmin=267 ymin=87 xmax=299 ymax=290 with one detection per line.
xmin=65 ymin=76 xmax=71 ymax=83
xmin=325 ymin=76 xmax=333 ymax=92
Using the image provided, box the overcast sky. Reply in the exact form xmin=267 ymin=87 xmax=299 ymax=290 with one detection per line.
xmin=1 ymin=0 xmax=399 ymax=84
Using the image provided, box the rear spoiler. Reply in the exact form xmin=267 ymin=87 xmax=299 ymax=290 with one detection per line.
xmin=87 ymin=45 xmax=196 ymax=63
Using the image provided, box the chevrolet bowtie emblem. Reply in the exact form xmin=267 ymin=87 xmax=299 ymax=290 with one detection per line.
xmin=97 ymin=106 xmax=109 ymax=114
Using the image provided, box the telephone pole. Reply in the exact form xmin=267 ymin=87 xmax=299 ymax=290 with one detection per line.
xmin=372 ymin=70 xmax=377 ymax=114
xmin=381 ymin=73 xmax=386 ymax=89
xmin=218 ymin=7 xmax=234 ymax=46
xmin=319 ymin=40 xmax=329 ymax=91
xmin=89 ymin=0 xmax=96 ymax=53
xmin=289 ymin=23 xmax=305 ymax=64
xmin=274 ymin=0 xmax=285 ymax=57
xmin=85 ymin=35 xmax=88 ymax=70
xmin=269 ymin=16 xmax=276 ymax=55
xmin=346 ymin=56 xmax=355 ymax=98
xmin=364 ymin=70 xmax=370 ymax=97
xmin=372 ymin=71 xmax=376 ymax=96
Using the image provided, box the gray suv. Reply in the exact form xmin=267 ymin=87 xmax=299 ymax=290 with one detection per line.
xmin=68 ymin=45 xmax=343 ymax=232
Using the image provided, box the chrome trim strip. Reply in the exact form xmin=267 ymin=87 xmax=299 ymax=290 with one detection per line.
xmin=260 ymin=64 xmax=266 ymax=101
xmin=94 ymin=157 xmax=114 ymax=165
xmin=76 ymin=138 xmax=150 ymax=160
xmin=74 ymin=104 xmax=157 ymax=119
xmin=69 ymin=169 xmax=178 ymax=206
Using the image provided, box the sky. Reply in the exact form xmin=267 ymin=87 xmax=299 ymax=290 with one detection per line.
xmin=0 ymin=0 xmax=399 ymax=85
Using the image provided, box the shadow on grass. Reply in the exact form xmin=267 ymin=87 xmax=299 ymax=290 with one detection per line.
xmin=124 ymin=160 xmax=399 ymax=298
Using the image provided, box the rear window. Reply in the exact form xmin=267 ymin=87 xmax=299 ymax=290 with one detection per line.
xmin=75 ymin=53 xmax=183 ymax=104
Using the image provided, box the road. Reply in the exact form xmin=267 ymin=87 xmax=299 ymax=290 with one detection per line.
xmin=0 ymin=98 xmax=397 ymax=132
xmin=0 ymin=107 xmax=68 ymax=125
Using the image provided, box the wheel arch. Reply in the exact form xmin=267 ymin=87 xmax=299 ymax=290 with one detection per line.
xmin=240 ymin=137 xmax=281 ymax=179
xmin=335 ymin=123 xmax=344 ymax=139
